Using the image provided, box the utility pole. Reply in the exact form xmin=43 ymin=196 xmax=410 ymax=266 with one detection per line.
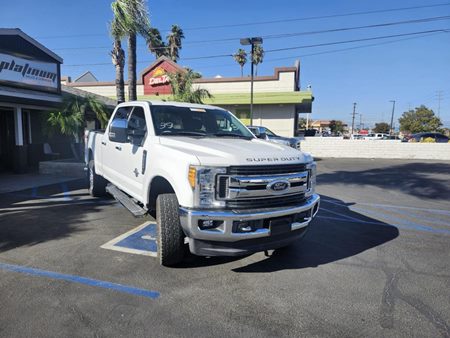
xmin=240 ymin=37 xmax=263 ymax=126
xmin=436 ymin=90 xmax=443 ymax=118
xmin=389 ymin=100 xmax=396 ymax=135
xmin=351 ymin=102 xmax=357 ymax=135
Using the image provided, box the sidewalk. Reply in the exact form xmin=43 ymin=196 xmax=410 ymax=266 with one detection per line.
xmin=0 ymin=173 xmax=83 ymax=194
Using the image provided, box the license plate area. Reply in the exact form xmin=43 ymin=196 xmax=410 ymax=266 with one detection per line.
xmin=267 ymin=216 xmax=292 ymax=235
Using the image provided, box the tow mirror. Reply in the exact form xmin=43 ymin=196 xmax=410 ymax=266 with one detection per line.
xmin=109 ymin=119 xmax=128 ymax=143
xmin=257 ymin=132 xmax=267 ymax=140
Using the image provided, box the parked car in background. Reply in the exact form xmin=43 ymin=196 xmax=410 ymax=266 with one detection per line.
xmin=363 ymin=133 xmax=389 ymax=140
xmin=380 ymin=135 xmax=401 ymax=140
xmin=247 ymin=126 xmax=301 ymax=149
xmin=403 ymin=132 xmax=449 ymax=143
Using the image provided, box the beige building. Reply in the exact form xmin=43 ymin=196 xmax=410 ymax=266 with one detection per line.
xmin=64 ymin=56 xmax=313 ymax=137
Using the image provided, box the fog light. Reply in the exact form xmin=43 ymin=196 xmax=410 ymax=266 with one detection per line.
xmin=198 ymin=219 xmax=222 ymax=230
xmin=238 ymin=222 xmax=252 ymax=232
xmin=233 ymin=220 xmax=263 ymax=233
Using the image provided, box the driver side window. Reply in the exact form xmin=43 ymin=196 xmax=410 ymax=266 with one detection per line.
xmin=128 ymin=106 xmax=147 ymax=146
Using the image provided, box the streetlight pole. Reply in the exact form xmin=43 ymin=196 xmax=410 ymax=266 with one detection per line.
xmin=250 ymin=42 xmax=254 ymax=125
xmin=389 ymin=100 xmax=396 ymax=135
xmin=351 ymin=102 xmax=357 ymax=135
xmin=240 ymin=37 xmax=263 ymax=126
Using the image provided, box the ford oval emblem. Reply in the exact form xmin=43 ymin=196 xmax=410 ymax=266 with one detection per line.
xmin=267 ymin=180 xmax=290 ymax=192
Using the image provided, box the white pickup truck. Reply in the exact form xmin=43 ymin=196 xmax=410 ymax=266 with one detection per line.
xmin=86 ymin=101 xmax=320 ymax=266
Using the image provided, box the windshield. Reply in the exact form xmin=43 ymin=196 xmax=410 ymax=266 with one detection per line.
xmin=150 ymin=105 xmax=254 ymax=138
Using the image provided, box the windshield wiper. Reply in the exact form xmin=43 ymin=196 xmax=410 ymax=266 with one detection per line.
xmin=160 ymin=130 xmax=206 ymax=137
xmin=213 ymin=132 xmax=253 ymax=139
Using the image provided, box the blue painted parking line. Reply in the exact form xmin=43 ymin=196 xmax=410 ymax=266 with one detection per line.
xmin=321 ymin=198 xmax=450 ymax=216
xmin=101 ymin=222 xmax=158 ymax=257
xmin=60 ymin=182 xmax=72 ymax=201
xmin=319 ymin=201 xmax=450 ymax=235
xmin=0 ymin=262 xmax=159 ymax=299
xmin=317 ymin=215 xmax=450 ymax=235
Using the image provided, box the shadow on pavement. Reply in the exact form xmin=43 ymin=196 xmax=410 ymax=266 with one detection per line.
xmin=177 ymin=195 xmax=399 ymax=271
xmin=0 ymin=179 xmax=106 ymax=253
xmin=317 ymin=162 xmax=450 ymax=199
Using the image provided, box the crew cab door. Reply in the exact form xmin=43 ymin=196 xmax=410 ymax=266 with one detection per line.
xmin=119 ymin=105 xmax=148 ymax=199
xmin=102 ymin=105 xmax=133 ymax=186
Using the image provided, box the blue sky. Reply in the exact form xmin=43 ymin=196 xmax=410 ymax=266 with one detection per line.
xmin=2 ymin=0 xmax=449 ymax=127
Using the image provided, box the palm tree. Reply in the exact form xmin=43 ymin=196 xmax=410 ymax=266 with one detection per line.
xmin=47 ymin=95 xmax=109 ymax=143
xmin=111 ymin=0 xmax=150 ymax=101
xmin=168 ymin=69 xmax=212 ymax=104
xmin=166 ymin=25 xmax=184 ymax=62
xmin=146 ymin=27 xmax=168 ymax=58
xmin=233 ymin=49 xmax=247 ymax=77
xmin=252 ymin=45 xmax=264 ymax=76
xmin=109 ymin=18 xmax=126 ymax=103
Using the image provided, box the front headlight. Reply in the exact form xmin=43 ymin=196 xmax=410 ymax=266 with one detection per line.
xmin=188 ymin=166 xmax=226 ymax=208
xmin=306 ymin=162 xmax=317 ymax=197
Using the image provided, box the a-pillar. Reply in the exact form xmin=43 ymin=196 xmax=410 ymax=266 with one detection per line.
xmin=13 ymin=106 xmax=27 ymax=173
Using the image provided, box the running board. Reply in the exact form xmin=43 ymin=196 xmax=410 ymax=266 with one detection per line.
xmin=106 ymin=184 xmax=147 ymax=217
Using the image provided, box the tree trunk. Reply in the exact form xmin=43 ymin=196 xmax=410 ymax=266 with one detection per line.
xmin=240 ymin=65 xmax=243 ymax=77
xmin=116 ymin=62 xmax=125 ymax=103
xmin=115 ymin=40 xmax=125 ymax=104
xmin=128 ymin=33 xmax=137 ymax=101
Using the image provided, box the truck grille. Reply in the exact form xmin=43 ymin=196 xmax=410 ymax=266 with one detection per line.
xmin=217 ymin=164 xmax=310 ymax=210
xmin=228 ymin=163 xmax=307 ymax=176
xmin=226 ymin=193 xmax=306 ymax=209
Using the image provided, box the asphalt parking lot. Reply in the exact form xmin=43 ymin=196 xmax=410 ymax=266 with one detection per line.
xmin=0 ymin=158 xmax=449 ymax=337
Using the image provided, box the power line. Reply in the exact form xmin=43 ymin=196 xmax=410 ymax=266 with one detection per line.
xmin=61 ymin=28 xmax=450 ymax=67
xmin=264 ymin=29 xmax=450 ymax=53
xmin=36 ymin=2 xmax=450 ymax=39
xmin=257 ymin=31 xmax=447 ymax=63
xmin=51 ymin=15 xmax=450 ymax=51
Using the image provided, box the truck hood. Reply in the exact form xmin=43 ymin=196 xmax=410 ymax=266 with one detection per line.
xmin=159 ymin=136 xmax=312 ymax=166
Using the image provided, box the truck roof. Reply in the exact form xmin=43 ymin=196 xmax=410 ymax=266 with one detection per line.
xmin=119 ymin=100 xmax=226 ymax=111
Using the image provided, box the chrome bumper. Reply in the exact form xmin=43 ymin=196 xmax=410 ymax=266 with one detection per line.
xmin=179 ymin=194 xmax=320 ymax=242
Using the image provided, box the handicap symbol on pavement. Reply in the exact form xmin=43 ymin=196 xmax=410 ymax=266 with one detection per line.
xmin=101 ymin=222 xmax=157 ymax=257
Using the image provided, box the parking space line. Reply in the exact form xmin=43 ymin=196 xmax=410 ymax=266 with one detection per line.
xmin=0 ymin=200 xmax=115 ymax=213
xmin=0 ymin=262 xmax=160 ymax=299
xmin=317 ymin=214 xmax=450 ymax=235
xmin=101 ymin=222 xmax=157 ymax=257
xmin=321 ymin=198 xmax=450 ymax=216
xmin=60 ymin=182 xmax=72 ymax=201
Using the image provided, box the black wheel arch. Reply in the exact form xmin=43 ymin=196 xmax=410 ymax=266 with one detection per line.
xmin=148 ymin=176 xmax=176 ymax=215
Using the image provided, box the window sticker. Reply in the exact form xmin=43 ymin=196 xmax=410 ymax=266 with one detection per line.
xmin=160 ymin=122 xmax=174 ymax=129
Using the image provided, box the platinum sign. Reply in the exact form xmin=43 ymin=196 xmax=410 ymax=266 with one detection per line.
xmin=0 ymin=52 xmax=58 ymax=90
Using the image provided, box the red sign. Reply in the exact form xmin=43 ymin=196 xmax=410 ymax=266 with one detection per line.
xmin=142 ymin=58 xmax=183 ymax=96
xmin=149 ymin=67 xmax=170 ymax=86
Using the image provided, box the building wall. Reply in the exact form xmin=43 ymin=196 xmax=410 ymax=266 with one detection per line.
xmin=70 ymin=73 xmax=296 ymax=98
xmin=193 ymin=72 xmax=296 ymax=94
xmin=227 ymin=104 xmax=295 ymax=137
xmin=300 ymin=138 xmax=450 ymax=160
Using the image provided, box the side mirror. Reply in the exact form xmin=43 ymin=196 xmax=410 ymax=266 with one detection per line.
xmin=109 ymin=119 xmax=128 ymax=143
xmin=257 ymin=132 xmax=267 ymax=140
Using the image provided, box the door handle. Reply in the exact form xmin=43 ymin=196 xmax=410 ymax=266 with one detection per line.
xmin=115 ymin=146 xmax=122 ymax=151
xmin=101 ymin=141 xmax=106 ymax=145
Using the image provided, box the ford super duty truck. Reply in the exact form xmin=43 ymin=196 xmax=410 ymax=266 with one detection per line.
xmin=86 ymin=101 xmax=320 ymax=266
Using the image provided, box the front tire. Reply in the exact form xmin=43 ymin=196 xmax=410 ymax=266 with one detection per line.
xmin=156 ymin=193 xmax=185 ymax=266
xmin=88 ymin=159 xmax=107 ymax=197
